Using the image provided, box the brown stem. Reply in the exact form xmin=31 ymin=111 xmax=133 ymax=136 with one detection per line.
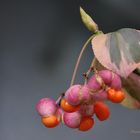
xmin=56 ymin=36 xmax=96 ymax=104
xmin=70 ymin=34 xmax=96 ymax=86
xmin=84 ymin=57 xmax=97 ymax=84
xmin=56 ymin=93 xmax=65 ymax=105
xmin=56 ymin=31 xmax=102 ymax=103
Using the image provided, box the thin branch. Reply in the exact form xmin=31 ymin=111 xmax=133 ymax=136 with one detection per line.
xmin=56 ymin=93 xmax=65 ymax=105
xmin=84 ymin=57 xmax=97 ymax=84
xmin=70 ymin=34 xmax=96 ymax=86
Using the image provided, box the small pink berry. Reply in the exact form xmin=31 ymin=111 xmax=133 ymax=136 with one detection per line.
xmin=98 ymin=70 xmax=112 ymax=85
xmin=110 ymin=73 xmax=122 ymax=90
xmin=65 ymin=85 xmax=92 ymax=105
xmin=88 ymin=70 xmax=122 ymax=91
xmin=98 ymin=70 xmax=122 ymax=90
xmin=87 ymin=75 xmax=102 ymax=91
xmin=63 ymin=111 xmax=82 ymax=128
xmin=36 ymin=98 xmax=57 ymax=117
xmin=65 ymin=85 xmax=82 ymax=106
xmin=80 ymin=85 xmax=91 ymax=103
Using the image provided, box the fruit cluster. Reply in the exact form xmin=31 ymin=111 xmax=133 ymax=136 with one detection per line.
xmin=36 ymin=70 xmax=125 ymax=131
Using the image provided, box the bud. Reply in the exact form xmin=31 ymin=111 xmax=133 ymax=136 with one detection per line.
xmin=80 ymin=7 xmax=98 ymax=33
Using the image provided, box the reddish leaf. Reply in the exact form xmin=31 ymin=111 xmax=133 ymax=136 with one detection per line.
xmin=92 ymin=28 xmax=140 ymax=78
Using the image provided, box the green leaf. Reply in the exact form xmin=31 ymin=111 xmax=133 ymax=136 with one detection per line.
xmin=80 ymin=7 xmax=98 ymax=33
xmin=92 ymin=28 xmax=140 ymax=78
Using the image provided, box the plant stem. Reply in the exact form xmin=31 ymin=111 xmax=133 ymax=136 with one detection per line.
xmin=55 ymin=35 xmax=95 ymax=104
xmin=56 ymin=32 xmax=101 ymax=103
xmin=56 ymin=35 xmax=95 ymax=103
xmin=70 ymin=34 xmax=96 ymax=86
xmin=84 ymin=57 xmax=97 ymax=84
xmin=56 ymin=93 xmax=65 ymax=105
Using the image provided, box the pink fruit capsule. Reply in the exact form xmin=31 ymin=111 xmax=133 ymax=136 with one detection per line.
xmin=79 ymin=85 xmax=91 ymax=103
xmin=65 ymin=85 xmax=82 ymax=106
xmin=110 ymin=73 xmax=122 ymax=90
xmin=36 ymin=98 xmax=57 ymax=117
xmin=79 ymin=104 xmax=94 ymax=117
xmin=99 ymin=70 xmax=121 ymax=90
xmin=63 ymin=111 xmax=82 ymax=128
xmin=65 ymin=85 xmax=91 ymax=105
xmin=98 ymin=70 xmax=112 ymax=85
xmin=87 ymin=75 xmax=102 ymax=91
xmin=88 ymin=70 xmax=122 ymax=91
xmin=92 ymin=90 xmax=108 ymax=101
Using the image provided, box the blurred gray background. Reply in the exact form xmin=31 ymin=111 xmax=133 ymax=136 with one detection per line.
xmin=0 ymin=0 xmax=140 ymax=140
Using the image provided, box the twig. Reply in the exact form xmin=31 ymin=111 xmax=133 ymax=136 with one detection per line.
xmin=83 ymin=57 xmax=97 ymax=84
xmin=56 ymin=93 xmax=65 ymax=105
xmin=70 ymin=34 xmax=96 ymax=86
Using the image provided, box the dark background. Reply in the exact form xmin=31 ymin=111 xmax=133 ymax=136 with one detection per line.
xmin=0 ymin=0 xmax=140 ymax=140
